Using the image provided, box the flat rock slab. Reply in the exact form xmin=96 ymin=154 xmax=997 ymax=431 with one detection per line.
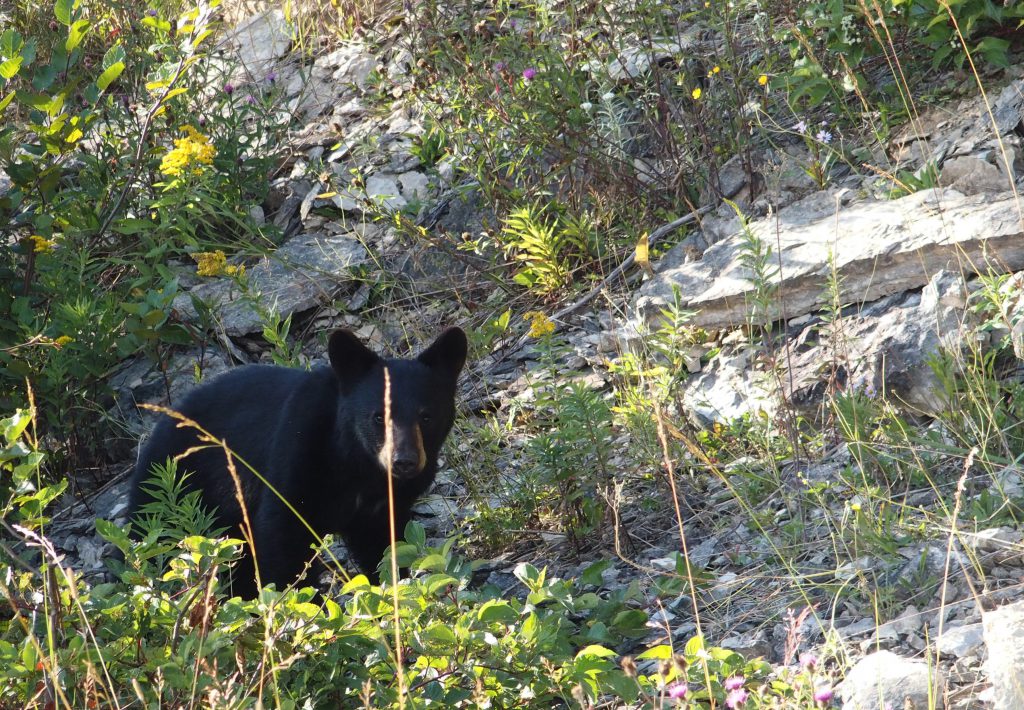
xmin=636 ymin=188 xmax=1024 ymax=330
xmin=173 ymin=232 xmax=368 ymax=336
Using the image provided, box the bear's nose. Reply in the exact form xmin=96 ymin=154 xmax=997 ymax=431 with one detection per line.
xmin=391 ymin=457 xmax=420 ymax=479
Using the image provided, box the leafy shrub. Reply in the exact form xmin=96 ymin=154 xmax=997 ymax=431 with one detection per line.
xmin=0 ymin=0 xmax=289 ymax=475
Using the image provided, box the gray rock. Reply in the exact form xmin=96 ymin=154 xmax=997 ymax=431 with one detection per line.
xmin=636 ymin=188 xmax=1024 ymax=331
xmin=716 ymin=154 xmax=748 ymax=199
xmin=840 ymin=650 xmax=946 ymax=710
xmin=289 ymin=74 xmax=340 ymax=119
xmin=982 ymin=600 xmax=1024 ymax=707
xmin=172 ymin=232 xmax=368 ymax=336
xmin=224 ymin=9 xmax=292 ymax=82
xmin=680 ymin=343 xmax=777 ymax=426
xmin=363 ymin=173 xmax=406 ymax=210
xmin=397 ymin=170 xmax=430 ymax=202
xmin=586 ymin=37 xmax=697 ymax=81
xmin=991 ymin=78 xmax=1024 ymax=135
xmin=786 ymin=270 xmax=971 ymax=417
xmin=314 ymin=43 xmax=377 ymax=90
xmin=939 ymin=155 xmax=1009 ymax=195
xmin=936 ymin=623 xmax=984 ymax=659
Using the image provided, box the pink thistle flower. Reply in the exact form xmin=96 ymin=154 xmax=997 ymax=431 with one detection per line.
xmin=522 ymin=67 xmax=537 ymax=81
xmin=814 ymin=685 xmax=834 ymax=704
xmin=667 ymin=682 xmax=688 ymax=699
xmin=724 ymin=675 xmax=745 ymax=691
xmin=726 ymin=688 xmax=749 ymax=708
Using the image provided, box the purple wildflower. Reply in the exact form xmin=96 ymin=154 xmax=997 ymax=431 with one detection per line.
xmin=246 ymin=94 xmax=256 ymax=105
xmin=146 ymin=8 xmax=157 ymax=17
xmin=794 ymin=119 xmax=808 ymax=134
xmin=800 ymin=653 xmax=818 ymax=670
xmin=814 ymin=685 xmax=834 ymax=704
xmin=266 ymin=71 xmax=277 ymax=84
xmin=224 ymin=83 xmax=235 ymax=95
xmin=493 ymin=61 xmax=506 ymax=73
xmin=667 ymin=682 xmax=688 ymax=699
xmin=726 ymin=688 xmax=749 ymax=708
xmin=522 ymin=67 xmax=537 ymax=81
xmin=816 ymin=129 xmax=833 ymax=144
xmin=724 ymin=675 xmax=745 ymax=691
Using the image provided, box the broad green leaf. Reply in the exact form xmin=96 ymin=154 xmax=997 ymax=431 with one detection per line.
xmin=15 ymin=90 xmax=52 ymax=111
xmin=54 ymin=0 xmax=74 ymax=25
xmin=96 ymin=61 xmax=123 ymax=91
xmin=65 ymin=19 xmax=90 ymax=53
xmin=0 ymin=29 xmax=23 ymax=56
xmin=0 ymin=57 xmax=22 ymax=80
xmin=0 ymin=92 xmax=13 ymax=113
xmin=581 ymin=559 xmax=611 ymax=587
xmin=1 ymin=410 xmax=32 ymax=444
xmin=636 ymin=644 xmax=672 ymax=660
xmin=575 ymin=644 xmax=616 ymax=659
xmin=101 ymin=44 xmax=125 ymax=69
xmin=477 ymin=599 xmax=518 ymax=624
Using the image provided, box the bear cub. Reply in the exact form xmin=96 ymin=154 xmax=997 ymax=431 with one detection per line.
xmin=127 ymin=327 xmax=467 ymax=598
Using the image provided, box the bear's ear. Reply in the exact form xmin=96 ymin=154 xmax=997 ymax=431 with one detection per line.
xmin=418 ymin=327 xmax=468 ymax=380
xmin=328 ymin=330 xmax=380 ymax=389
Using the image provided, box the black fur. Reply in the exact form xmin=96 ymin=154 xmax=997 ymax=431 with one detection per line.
xmin=127 ymin=328 xmax=467 ymax=598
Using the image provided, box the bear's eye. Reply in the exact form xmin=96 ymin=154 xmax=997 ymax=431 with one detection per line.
xmin=373 ymin=413 xmax=385 ymax=425
xmin=420 ymin=412 xmax=432 ymax=424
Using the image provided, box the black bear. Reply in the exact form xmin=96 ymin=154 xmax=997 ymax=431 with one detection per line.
xmin=127 ymin=327 xmax=467 ymax=598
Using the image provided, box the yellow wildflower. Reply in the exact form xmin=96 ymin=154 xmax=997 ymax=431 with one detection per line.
xmin=160 ymin=125 xmax=216 ymax=177
xmin=524 ymin=311 xmax=555 ymax=338
xmin=691 ymin=87 xmax=702 ymax=100
xmin=30 ymin=235 xmax=55 ymax=253
xmin=194 ymin=250 xmax=244 ymax=277
xmin=53 ymin=335 xmax=73 ymax=348
xmin=758 ymin=74 xmax=768 ymax=86
xmin=194 ymin=250 xmax=228 ymax=277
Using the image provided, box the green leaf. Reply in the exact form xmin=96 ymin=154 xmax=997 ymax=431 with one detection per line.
xmin=477 ymin=599 xmax=518 ymax=624
xmin=420 ymin=623 xmax=456 ymax=645
xmin=412 ymin=553 xmax=447 ymax=571
xmin=0 ymin=57 xmax=22 ymax=80
xmin=404 ymin=519 xmax=426 ymax=547
xmin=581 ymin=559 xmax=611 ymax=587
xmin=636 ymin=644 xmax=672 ymax=660
xmin=96 ymin=61 xmax=124 ymax=91
xmin=54 ymin=0 xmax=74 ymax=25
xmin=2 ymin=410 xmax=32 ymax=444
xmin=65 ymin=19 xmax=90 ymax=53
xmin=683 ymin=634 xmax=706 ymax=657
xmin=0 ymin=92 xmax=13 ymax=113
xmin=575 ymin=644 xmax=616 ymax=659
xmin=101 ymin=44 xmax=125 ymax=69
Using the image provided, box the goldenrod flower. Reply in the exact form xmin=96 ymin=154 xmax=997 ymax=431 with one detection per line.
xmin=53 ymin=335 xmax=73 ymax=348
xmin=524 ymin=311 xmax=555 ymax=338
xmin=194 ymin=250 xmax=227 ymax=276
xmin=194 ymin=250 xmax=243 ymax=277
xmin=30 ymin=235 xmax=55 ymax=253
xmin=160 ymin=125 xmax=216 ymax=177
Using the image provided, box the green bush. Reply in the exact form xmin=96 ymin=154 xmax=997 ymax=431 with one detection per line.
xmin=0 ymin=0 xmax=289 ymax=475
